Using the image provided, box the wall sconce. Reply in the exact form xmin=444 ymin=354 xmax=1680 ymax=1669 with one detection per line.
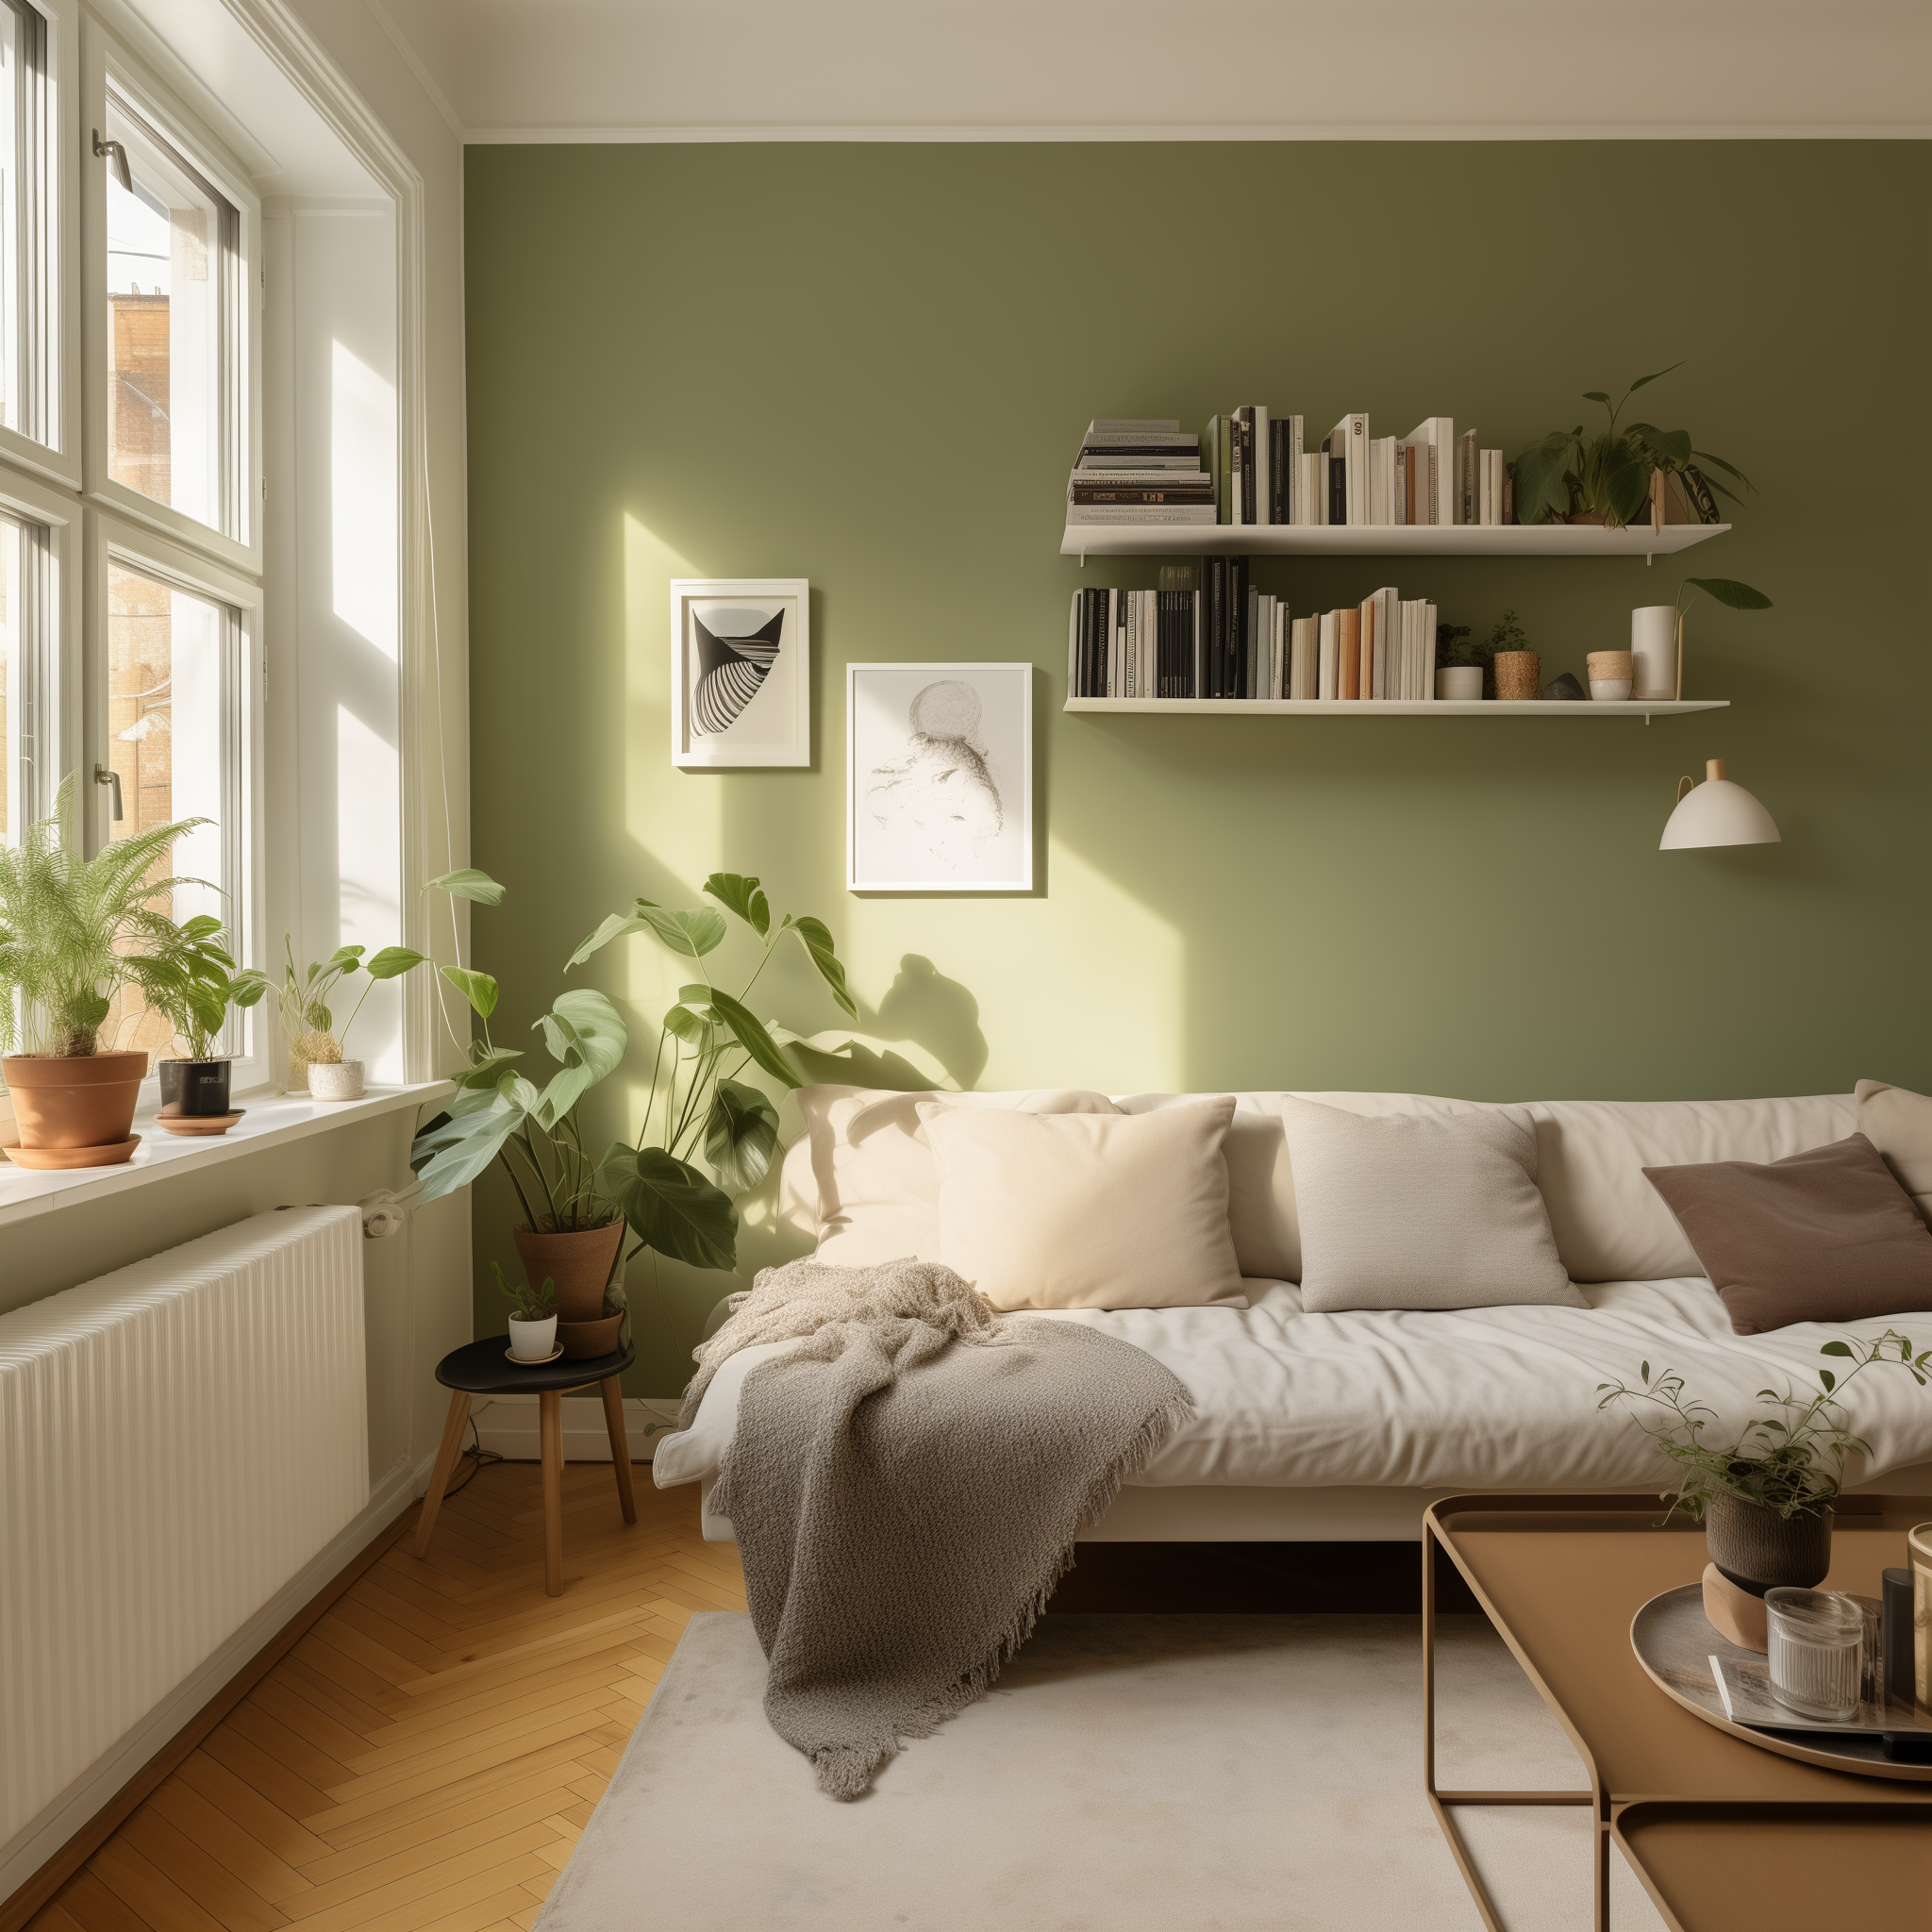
xmin=1660 ymin=758 xmax=1780 ymax=850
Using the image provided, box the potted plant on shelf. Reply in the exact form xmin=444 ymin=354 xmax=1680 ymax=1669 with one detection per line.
xmin=145 ymin=915 xmax=269 ymax=1128
xmin=409 ymin=872 xmax=855 ymax=1357
xmin=1597 ymin=1333 xmax=1931 ymax=1623
xmin=1513 ymin=364 xmax=1755 ymax=531
xmin=279 ymin=935 xmax=427 ymax=1101
xmin=1437 ymin=610 xmax=1536 ymax=700
xmin=0 ymin=780 xmax=216 ymax=1167
xmin=1631 ymin=576 xmax=1774 ymax=702
xmin=495 ymin=1262 xmax=558 ymax=1362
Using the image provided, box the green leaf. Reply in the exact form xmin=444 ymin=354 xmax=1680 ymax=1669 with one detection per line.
xmin=440 ymin=964 xmax=499 ymax=1020
xmin=1819 ymin=1341 xmax=1854 ymax=1357
xmin=1690 ymin=450 xmax=1754 ymax=490
xmin=705 ymin=873 xmax=770 ymax=938
xmin=1627 ymin=361 xmax=1685 ymax=393
xmin=1510 ymin=438 xmax=1574 ymax=525
xmin=457 ymin=1045 xmax=524 ymax=1089
xmin=595 ymin=1143 xmax=738 ymax=1271
xmin=427 ymin=868 xmax=506 ymax=906
xmin=1581 ymin=391 xmax=1610 ymax=404
xmin=704 ymin=1077 xmax=780 ymax=1192
xmin=229 ymin=973 xmax=269 ymax=1009
xmin=638 ymin=904 xmax=727 ymax=959
xmin=1684 ymin=576 xmax=1773 ymax=611
xmin=365 ymin=946 xmax=426 ymax=980
xmin=530 ymin=988 xmax=627 ymax=1126
xmin=787 ymin=915 xmax=858 ymax=1021
xmin=1819 ymin=1368 xmax=1836 ymax=1392
xmin=686 ymin=985 xmax=801 ymax=1091
xmin=410 ymin=1091 xmax=527 ymax=1203
xmin=327 ymin=944 xmax=366 ymax=969
xmin=179 ymin=914 xmax=223 ymax=941
xmin=663 ymin=1001 xmax=713 ymax=1048
xmin=568 ymin=909 xmax=651 ymax=968
xmin=1603 ymin=448 xmax=1654 ymax=526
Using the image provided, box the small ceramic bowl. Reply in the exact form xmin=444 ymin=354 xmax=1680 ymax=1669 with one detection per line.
xmin=308 ymin=1059 xmax=366 ymax=1101
xmin=1436 ymin=666 xmax=1484 ymax=701
xmin=1590 ymin=678 xmax=1634 ymax=702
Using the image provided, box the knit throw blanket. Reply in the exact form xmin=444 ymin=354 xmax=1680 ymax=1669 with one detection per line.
xmin=696 ymin=1257 xmax=1192 ymax=1800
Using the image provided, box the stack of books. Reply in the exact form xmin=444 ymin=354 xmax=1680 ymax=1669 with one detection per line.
xmin=1067 ymin=419 xmax=1216 ymax=525
xmin=1069 ymin=568 xmax=1440 ymax=701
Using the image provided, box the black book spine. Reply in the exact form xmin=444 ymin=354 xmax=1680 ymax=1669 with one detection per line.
xmin=1082 ymin=587 xmax=1102 ymax=698
xmin=1269 ymin=420 xmax=1283 ymax=525
xmin=1206 ymin=560 xmax=1221 ymax=699
xmin=1159 ymin=584 xmax=1172 ymax=698
xmin=1328 ymin=458 xmax=1346 ymax=526
xmin=1240 ymin=410 xmax=1256 ymax=528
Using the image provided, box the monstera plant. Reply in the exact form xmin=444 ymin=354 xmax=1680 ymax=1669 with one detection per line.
xmin=410 ymin=872 xmax=854 ymax=1295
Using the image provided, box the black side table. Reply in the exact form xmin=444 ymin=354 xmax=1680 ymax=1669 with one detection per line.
xmin=414 ymin=1336 xmax=639 ymax=1596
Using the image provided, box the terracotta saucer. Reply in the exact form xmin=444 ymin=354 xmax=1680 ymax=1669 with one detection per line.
xmin=505 ymin=1345 xmax=565 ymax=1366
xmin=156 ymin=1108 xmax=246 ymax=1137
xmin=4 ymin=1136 xmax=142 ymax=1170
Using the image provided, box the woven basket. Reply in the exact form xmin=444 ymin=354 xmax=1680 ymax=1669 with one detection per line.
xmin=1493 ymin=651 xmax=1541 ymax=701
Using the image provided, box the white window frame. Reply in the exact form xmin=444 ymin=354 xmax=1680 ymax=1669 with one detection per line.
xmin=79 ymin=12 xmax=260 ymax=574
xmin=0 ymin=459 xmax=75 ymax=833
xmin=0 ymin=0 xmax=79 ymax=490
xmin=83 ymin=506 xmax=264 ymax=1096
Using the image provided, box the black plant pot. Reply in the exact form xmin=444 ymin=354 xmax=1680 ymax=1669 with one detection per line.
xmin=1705 ymin=1491 xmax=1832 ymax=1597
xmin=158 ymin=1058 xmax=232 ymax=1117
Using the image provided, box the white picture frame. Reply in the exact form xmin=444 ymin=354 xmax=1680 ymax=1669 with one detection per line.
xmin=670 ymin=578 xmax=810 ymax=768
xmin=846 ymin=662 xmax=1034 ymax=892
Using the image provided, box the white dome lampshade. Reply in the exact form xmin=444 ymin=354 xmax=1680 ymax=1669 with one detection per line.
xmin=1659 ymin=758 xmax=1780 ymax=850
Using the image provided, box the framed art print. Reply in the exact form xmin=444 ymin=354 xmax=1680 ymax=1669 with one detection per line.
xmin=671 ymin=578 xmax=809 ymax=768
xmin=846 ymin=662 xmax=1033 ymax=891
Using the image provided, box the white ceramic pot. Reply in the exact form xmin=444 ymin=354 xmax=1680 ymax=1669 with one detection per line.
xmin=307 ymin=1059 xmax=365 ymax=1101
xmin=1630 ymin=605 xmax=1678 ymax=699
xmin=1436 ymin=665 xmax=1484 ymax=700
xmin=1590 ymin=678 xmax=1634 ymax=701
xmin=508 ymin=1314 xmax=558 ymax=1361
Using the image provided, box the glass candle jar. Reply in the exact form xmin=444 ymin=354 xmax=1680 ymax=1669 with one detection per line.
xmin=1765 ymin=1587 xmax=1865 ymax=1723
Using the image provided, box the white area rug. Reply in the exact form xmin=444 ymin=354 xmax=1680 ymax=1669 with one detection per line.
xmin=538 ymin=1613 xmax=1668 ymax=1931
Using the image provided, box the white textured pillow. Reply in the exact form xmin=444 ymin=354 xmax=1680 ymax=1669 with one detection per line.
xmin=1280 ymin=1094 xmax=1584 ymax=1312
xmin=918 ymin=1096 xmax=1246 ymax=1310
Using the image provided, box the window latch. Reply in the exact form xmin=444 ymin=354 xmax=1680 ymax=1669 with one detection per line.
xmin=93 ymin=763 xmax=123 ymax=822
xmin=92 ymin=129 xmax=132 ymax=194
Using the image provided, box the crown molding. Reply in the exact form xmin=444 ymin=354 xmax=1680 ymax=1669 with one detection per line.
xmin=361 ymin=0 xmax=465 ymax=144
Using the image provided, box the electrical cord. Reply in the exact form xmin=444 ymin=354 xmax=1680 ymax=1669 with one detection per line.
xmin=439 ymin=1413 xmax=504 ymax=1502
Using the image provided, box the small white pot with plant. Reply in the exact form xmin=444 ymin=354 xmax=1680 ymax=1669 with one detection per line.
xmin=281 ymin=936 xmax=427 ymax=1100
xmin=498 ymin=1263 xmax=558 ymax=1360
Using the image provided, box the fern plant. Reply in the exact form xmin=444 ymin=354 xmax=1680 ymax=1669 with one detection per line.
xmin=0 ymin=778 xmax=214 ymax=1058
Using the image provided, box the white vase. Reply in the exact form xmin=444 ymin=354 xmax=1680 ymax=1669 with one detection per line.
xmin=508 ymin=1314 xmax=558 ymax=1361
xmin=1436 ymin=665 xmax=1484 ymax=700
xmin=1631 ymin=605 xmax=1679 ymax=699
xmin=307 ymin=1059 xmax=365 ymax=1101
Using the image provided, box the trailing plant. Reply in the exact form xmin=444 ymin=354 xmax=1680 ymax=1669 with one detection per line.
xmin=1513 ymin=364 xmax=1754 ymax=530
xmin=1597 ymin=1331 xmax=1932 ymax=1522
xmin=281 ymin=933 xmax=427 ymax=1065
xmin=409 ymin=873 xmax=855 ymax=1280
xmin=143 ymin=916 xmax=269 ymax=1059
xmin=492 ymin=1261 xmax=557 ymax=1322
xmin=0 ymin=777 xmax=214 ymax=1058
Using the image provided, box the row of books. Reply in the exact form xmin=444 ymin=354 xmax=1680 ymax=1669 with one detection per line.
xmin=1067 ymin=566 xmax=1441 ymax=702
xmin=1066 ymin=415 xmax=1516 ymax=527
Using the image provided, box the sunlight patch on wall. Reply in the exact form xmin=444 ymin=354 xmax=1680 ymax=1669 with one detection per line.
xmin=336 ymin=701 xmax=402 ymax=1079
xmin=330 ymin=340 xmax=397 ymax=659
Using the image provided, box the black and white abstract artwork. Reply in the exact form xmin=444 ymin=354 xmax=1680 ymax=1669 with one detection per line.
xmin=847 ymin=662 xmax=1033 ymax=891
xmin=671 ymin=578 xmax=809 ymax=768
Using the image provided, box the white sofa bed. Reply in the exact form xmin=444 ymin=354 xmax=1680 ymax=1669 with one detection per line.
xmin=653 ymin=1086 xmax=1932 ymax=1541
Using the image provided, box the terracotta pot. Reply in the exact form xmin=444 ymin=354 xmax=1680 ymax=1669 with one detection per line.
xmin=3 ymin=1051 xmax=148 ymax=1151
xmin=1705 ymin=1491 xmax=1832 ymax=1598
xmin=513 ymin=1221 xmax=625 ymax=1324
xmin=1492 ymin=651 xmax=1541 ymax=701
xmin=558 ymin=1312 xmax=625 ymax=1359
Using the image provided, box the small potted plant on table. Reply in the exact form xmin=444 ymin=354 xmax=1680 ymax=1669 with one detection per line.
xmin=280 ymin=936 xmax=426 ymax=1100
xmin=496 ymin=1263 xmax=559 ymax=1362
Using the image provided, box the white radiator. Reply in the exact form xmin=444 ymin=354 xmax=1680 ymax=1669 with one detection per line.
xmin=0 ymin=1207 xmax=368 ymax=1849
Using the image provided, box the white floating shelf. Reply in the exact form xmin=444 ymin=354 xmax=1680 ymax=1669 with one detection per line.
xmin=1060 ymin=522 xmax=1729 ymax=559
xmin=1066 ymin=697 xmax=1728 ymax=718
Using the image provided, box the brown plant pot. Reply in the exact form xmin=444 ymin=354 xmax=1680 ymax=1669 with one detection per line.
xmin=1704 ymin=1491 xmax=1832 ymax=1598
xmin=558 ymin=1312 xmax=625 ymax=1360
xmin=1492 ymin=651 xmax=1541 ymax=701
xmin=3 ymin=1051 xmax=148 ymax=1153
xmin=512 ymin=1220 xmax=625 ymax=1324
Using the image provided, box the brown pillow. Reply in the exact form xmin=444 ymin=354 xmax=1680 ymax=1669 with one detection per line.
xmin=1642 ymin=1134 xmax=1932 ymax=1334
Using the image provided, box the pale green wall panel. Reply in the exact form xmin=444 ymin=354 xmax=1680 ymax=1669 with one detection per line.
xmin=463 ymin=141 xmax=1931 ymax=1392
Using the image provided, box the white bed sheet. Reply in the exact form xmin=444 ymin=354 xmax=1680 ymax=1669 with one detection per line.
xmin=652 ymin=1278 xmax=1932 ymax=1497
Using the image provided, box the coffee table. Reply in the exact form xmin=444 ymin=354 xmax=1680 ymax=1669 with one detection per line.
xmin=1423 ymin=1492 xmax=1932 ymax=1931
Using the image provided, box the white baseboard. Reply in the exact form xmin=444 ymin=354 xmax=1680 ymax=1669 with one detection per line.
xmin=0 ymin=1445 xmax=435 ymax=1905
xmin=471 ymin=1394 xmax=682 ymax=1463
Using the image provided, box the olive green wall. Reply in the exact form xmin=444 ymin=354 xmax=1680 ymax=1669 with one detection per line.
xmin=463 ymin=141 xmax=1931 ymax=1393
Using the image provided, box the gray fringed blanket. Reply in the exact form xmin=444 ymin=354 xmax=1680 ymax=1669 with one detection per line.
xmin=695 ymin=1257 xmax=1192 ymax=1800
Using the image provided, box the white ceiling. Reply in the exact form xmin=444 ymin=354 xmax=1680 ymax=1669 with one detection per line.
xmin=376 ymin=0 xmax=1931 ymax=142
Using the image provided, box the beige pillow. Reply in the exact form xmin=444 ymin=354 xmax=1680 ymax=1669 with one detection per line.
xmin=1857 ymin=1080 xmax=1932 ymax=1228
xmin=917 ymin=1096 xmax=1246 ymax=1310
xmin=800 ymin=1084 xmax=1120 ymax=1268
xmin=1281 ymin=1094 xmax=1584 ymax=1312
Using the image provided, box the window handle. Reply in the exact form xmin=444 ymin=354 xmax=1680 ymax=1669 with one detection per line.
xmin=93 ymin=763 xmax=123 ymax=822
xmin=92 ymin=129 xmax=132 ymax=194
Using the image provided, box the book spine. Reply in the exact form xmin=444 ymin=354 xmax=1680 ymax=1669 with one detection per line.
xmin=1218 ymin=417 xmax=1233 ymax=525
xmin=1124 ymin=587 xmax=1137 ymax=698
xmin=1065 ymin=506 xmax=1221 ymax=524
xmin=1068 ymin=591 xmax=1079 ymax=702
xmin=1071 ymin=487 xmax=1217 ymax=505
xmin=1191 ymin=586 xmax=1203 ymax=698
xmin=1328 ymin=455 xmax=1345 ymax=527
xmin=1255 ymin=406 xmax=1270 ymax=525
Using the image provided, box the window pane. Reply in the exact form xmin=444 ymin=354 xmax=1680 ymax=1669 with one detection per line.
xmin=0 ymin=514 xmax=23 ymax=841
xmin=0 ymin=0 xmax=49 ymax=444
xmin=102 ymin=563 xmax=231 ymax=1061
xmin=106 ymin=99 xmax=235 ymax=533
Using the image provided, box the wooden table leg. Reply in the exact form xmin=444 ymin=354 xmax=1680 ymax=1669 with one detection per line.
xmin=600 ymin=1375 xmax=637 ymax=1524
xmin=412 ymin=1391 xmax=473 ymax=1558
xmin=540 ymin=1388 xmax=564 ymax=1597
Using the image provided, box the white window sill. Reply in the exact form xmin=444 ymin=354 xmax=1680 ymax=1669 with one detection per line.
xmin=0 ymin=1081 xmax=457 ymax=1232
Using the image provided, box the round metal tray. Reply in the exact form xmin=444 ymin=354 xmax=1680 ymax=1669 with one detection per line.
xmin=1629 ymin=1584 xmax=1932 ymax=1782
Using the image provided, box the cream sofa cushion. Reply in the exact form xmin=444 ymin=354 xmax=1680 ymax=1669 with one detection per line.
xmin=1857 ymin=1079 xmax=1932 ymax=1227
xmin=799 ymin=1084 xmax=1119 ymax=1268
xmin=919 ymin=1096 xmax=1245 ymax=1310
xmin=1281 ymin=1094 xmax=1583 ymax=1312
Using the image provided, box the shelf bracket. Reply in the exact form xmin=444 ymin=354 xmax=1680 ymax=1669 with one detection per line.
xmin=1645 ymin=552 xmax=1654 ymax=566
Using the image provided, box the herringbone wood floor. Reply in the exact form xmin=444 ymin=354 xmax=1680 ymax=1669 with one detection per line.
xmin=25 ymin=1457 xmax=743 ymax=1932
